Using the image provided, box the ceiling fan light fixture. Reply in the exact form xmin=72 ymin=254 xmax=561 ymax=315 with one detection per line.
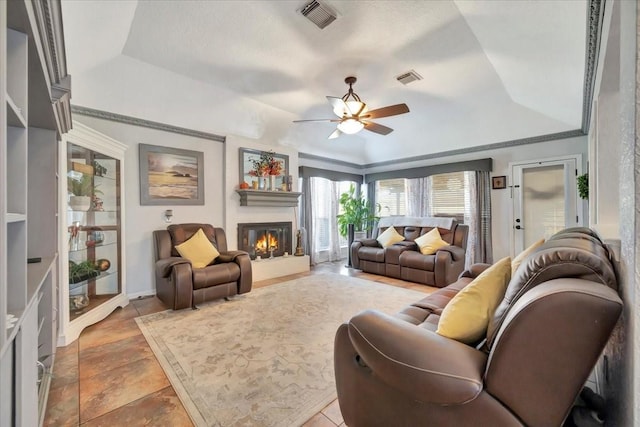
xmin=337 ymin=118 xmax=364 ymax=134
xmin=333 ymin=100 xmax=368 ymax=117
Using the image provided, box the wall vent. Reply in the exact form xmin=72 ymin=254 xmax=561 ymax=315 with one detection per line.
xmin=300 ymin=0 xmax=337 ymax=29
xmin=396 ymin=70 xmax=423 ymax=85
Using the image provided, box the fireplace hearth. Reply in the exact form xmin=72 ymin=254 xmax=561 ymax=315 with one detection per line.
xmin=238 ymin=222 xmax=292 ymax=260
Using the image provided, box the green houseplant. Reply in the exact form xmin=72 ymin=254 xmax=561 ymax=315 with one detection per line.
xmin=68 ymin=174 xmax=102 ymax=211
xmin=337 ymin=184 xmax=380 ymax=238
xmin=68 ymin=260 xmax=100 ymax=284
xmin=577 ymin=173 xmax=588 ymax=199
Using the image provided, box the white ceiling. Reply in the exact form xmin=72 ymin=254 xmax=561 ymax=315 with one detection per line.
xmin=61 ymin=0 xmax=588 ymax=165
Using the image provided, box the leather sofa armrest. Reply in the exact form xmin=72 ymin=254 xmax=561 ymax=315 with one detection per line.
xmin=218 ymin=250 xmax=249 ymax=263
xmin=156 ymin=257 xmax=191 ymax=278
xmin=358 ymin=238 xmax=380 ymax=247
xmin=347 ymin=309 xmax=487 ymax=405
xmin=460 ymin=263 xmax=492 ymax=279
xmin=219 ymin=251 xmax=252 ymax=294
xmin=436 ymin=245 xmax=466 ymax=261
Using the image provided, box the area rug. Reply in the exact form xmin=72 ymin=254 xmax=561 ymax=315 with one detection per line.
xmin=135 ymin=274 xmax=427 ymax=427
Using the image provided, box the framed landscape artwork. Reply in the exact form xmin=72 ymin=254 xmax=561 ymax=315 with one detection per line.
xmin=139 ymin=144 xmax=204 ymax=205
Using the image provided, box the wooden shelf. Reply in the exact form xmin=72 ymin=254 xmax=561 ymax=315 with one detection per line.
xmin=236 ymin=190 xmax=301 ymax=207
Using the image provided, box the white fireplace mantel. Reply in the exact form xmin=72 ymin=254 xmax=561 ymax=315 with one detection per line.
xmin=236 ymin=190 xmax=302 ymax=207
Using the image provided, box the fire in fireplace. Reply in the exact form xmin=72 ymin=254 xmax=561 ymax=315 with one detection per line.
xmin=238 ymin=222 xmax=292 ymax=260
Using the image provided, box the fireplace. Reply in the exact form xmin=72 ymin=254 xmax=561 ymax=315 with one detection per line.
xmin=238 ymin=222 xmax=292 ymax=260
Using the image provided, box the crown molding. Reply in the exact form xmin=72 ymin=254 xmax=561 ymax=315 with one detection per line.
xmin=71 ymin=105 xmax=226 ymax=142
xmin=582 ymin=0 xmax=605 ymax=133
xmin=298 ymin=152 xmax=364 ymax=170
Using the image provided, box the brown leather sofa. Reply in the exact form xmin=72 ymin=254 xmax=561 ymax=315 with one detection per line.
xmin=153 ymin=223 xmax=252 ymax=309
xmin=351 ymin=217 xmax=468 ymax=287
xmin=335 ymin=227 xmax=622 ymax=426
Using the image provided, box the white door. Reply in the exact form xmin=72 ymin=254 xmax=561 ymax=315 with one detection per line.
xmin=511 ymin=157 xmax=581 ymax=254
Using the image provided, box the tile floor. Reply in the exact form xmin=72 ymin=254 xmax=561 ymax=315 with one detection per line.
xmin=44 ymin=262 xmax=434 ymax=426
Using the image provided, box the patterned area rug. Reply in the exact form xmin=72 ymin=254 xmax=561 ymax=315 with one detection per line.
xmin=136 ymin=274 xmax=426 ymax=427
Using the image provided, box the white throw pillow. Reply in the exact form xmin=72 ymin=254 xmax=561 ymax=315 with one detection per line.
xmin=376 ymin=226 xmax=405 ymax=248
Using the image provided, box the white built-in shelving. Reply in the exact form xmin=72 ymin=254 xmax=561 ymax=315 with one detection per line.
xmin=1 ymin=0 xmax=71 ymax=425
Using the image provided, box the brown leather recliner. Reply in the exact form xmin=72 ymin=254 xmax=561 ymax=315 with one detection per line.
xmin=335 ymin=227 xmax=622 ymax=426
xmin=153 ymin=223 xmax=252 ymax=310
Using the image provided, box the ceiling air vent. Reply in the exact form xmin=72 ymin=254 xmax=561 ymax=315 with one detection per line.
xmin=396 ymin=70 xmax=423 ymax=85
xmin=300 ymin=0 xmax=337 ymax=30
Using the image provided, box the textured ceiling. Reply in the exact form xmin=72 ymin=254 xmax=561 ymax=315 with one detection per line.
xmin=61 ymin=0 xmax=588 ymax=164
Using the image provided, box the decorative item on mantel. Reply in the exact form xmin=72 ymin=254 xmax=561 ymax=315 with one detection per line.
xmin=240 ymin=148 xmax=289 ymax=192
xmin=248 ymin=150 xmax=283 ymax=191
xmin=294 ymin=228 xmax=307 ymax=256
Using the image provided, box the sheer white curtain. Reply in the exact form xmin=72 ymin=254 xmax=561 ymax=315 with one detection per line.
xmin=406 ymin=178 xmax=430 ymax=217
xmin=464 ymin=172 xmax=476 ymax=268
xmin=455 ymin=171 xmax=493 ymax=266
xmin=309 ymin=177 xmax=343 ymax=263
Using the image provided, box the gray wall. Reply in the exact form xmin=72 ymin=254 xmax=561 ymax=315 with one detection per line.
xmin=74 ymin=114 xmax=225 ymax=298
xmin=592 ymin=0 xmax=638 ymax=425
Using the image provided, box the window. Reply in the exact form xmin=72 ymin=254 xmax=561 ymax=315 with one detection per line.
xmin=429 ymin=171 xmax=470 ymax=222
xmin=312 ymin=177 xmax=353 ymax=252
xmin=376 ymin=178 xmax=407 ymax=217
xmin=374 ymin=172 xmax=470 ymax=222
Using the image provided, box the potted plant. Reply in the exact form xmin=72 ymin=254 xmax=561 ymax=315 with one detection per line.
xmin=337 ymin=184 xmax=380 ymax=239
xmin=577 ymin=173 xmax=588 ymax=199
xmin=68 ymin=259 xmax=100 ymax=284
xmin=68 ymin=173 xmax=102 ymax=211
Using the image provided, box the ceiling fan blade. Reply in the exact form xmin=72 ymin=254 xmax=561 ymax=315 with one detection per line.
xmin=362 ymin=103 xmax=410 ymax=120
xmin=327 ymin=96 xmax=349 ymax=117
xmin=363 ymin=121 xmax=393 ymax=135
xmin=293 ymin=118 xmax=341 ymax=123
xmin=328 ymin=128 xmax=342 ymax=139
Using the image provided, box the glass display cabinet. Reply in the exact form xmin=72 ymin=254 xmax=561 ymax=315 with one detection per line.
xmin=59 ymin=122 xmax=128 ymax=345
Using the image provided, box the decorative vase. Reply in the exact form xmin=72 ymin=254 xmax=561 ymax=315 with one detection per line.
xmin=259 ymin=177 xmax=266 ymax=190
xmin=69 ymin=195 xmax=91 ymax=211
xmin=270 ymin=175 xmax=277 ymax=191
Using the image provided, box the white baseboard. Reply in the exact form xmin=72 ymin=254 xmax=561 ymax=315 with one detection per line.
xmin=127 ymin=290 xmax=157 ymax=299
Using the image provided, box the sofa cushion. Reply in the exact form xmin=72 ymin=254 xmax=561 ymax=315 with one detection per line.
xmin=395 ymin=278 xmax=471 ymax=329
xmin=399 ymin=251 xmax=436 ymax=271
xmin=486 ymin=234 xmax=618 ymax=348
xmin=511 ymin=238 xmax=545 ymax=276
xmin=358 ymin=246 xmax=386 ymax=262
xmin=192 ymin=262 xmax=240 ymax=290
xmin=436 ymin=257 xmax=512 ymax=345
xmin=415 ymin=228 xmax=450 ymax=255
xmin=175 ymin=228 xmax=220 ymax=268
xmin=377 ymin=226 xmax=405 ymax=248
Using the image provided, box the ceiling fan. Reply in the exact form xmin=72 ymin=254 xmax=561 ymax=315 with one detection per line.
xmin=294 ymin=76 xmax=410 ymax=139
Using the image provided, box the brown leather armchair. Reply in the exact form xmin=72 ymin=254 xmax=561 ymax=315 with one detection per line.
xmin=335 ymin=228 xmax=622 ymax=426
xmin=153 ymin=223 xmax=252 ymax=310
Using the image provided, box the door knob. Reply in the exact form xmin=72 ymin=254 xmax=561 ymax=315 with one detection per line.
xmin=515 ymin=225 xmax=524 ymax=230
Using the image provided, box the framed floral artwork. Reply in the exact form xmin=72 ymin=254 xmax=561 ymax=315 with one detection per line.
xmin=239 ymin=148 xmax=289 ymax=187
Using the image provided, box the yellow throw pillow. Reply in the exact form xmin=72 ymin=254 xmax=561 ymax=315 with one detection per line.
xmin=376 ymin=226 xmax=405 ymax=248
xmin=511 ymin=238 xmax=545 ymax=276
xmin=174 ymin=228 xmax=220 ymax=269
xmin=436 ymin=257 xmax=512 ymax=345
xmin=414 ymin=228 xmax=449 ymax=255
